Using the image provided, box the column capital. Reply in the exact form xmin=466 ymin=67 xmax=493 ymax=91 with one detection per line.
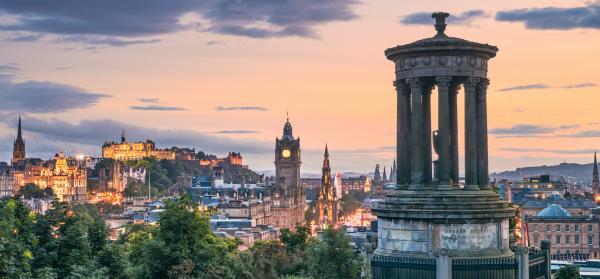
xmin=478 ymin=78 xmax=490 ymax=91
xmin=393 ymin=79 xmax=410 ymax=95
xmin=465 ymin=76 xmax=481 ymax=87
xmin=405 ymin=77 xmax=423 ymax=88
xmin=435 ymin=76 xmax=452 ymax=88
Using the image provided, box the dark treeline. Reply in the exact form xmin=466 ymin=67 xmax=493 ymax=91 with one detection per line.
xmin=0 ymin=196 xmax=362 ymax=279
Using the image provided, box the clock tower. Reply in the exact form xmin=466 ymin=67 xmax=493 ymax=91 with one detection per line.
xmin=271 ymin=116 xmax=306 ymax=229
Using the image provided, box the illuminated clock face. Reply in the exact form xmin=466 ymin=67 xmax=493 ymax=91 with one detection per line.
xmin=282 ymin=149 xmax=291 ymax=158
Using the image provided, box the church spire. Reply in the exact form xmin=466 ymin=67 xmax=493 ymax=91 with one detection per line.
xmin=383 ymin=166 xmax=387 ymax=182
xmin=12 ymin=116 xmax=26 ymax=164
xmin=17 ymin=116 xmax=22 ymax=141
xmin=323 ymin=144 xmax=330 ymax=168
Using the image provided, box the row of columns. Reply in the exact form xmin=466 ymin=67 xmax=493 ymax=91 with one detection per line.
xmin=394 ymin=76 xmax=490 ymax=190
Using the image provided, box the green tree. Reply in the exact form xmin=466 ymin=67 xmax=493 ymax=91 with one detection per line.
xmin=124 ymin=182 xmax=158 ymax=197
xmin=306 ymin=228 xmax=361 ymax=279
xmin=98 ymin=244 xmax=129 ymax=279
xmin=556 ymin=265 xmax=582 ymax=279
xmin=280 ymin=224 xmax=311 ymax=252
xmin=0 ymin=198 xmax=36 ymax=278
xmin=125 ymin=195 xmax=248 ymax=278
xmin=18 ymin=183 xmax=53 ymax=199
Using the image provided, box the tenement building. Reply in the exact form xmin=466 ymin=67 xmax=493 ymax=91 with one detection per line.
xmin=526 ymin=204 xmax=600 ymax=260
xmin=269 ymin=117 xmax=306 ymax=229
xmin=370 ymin=13 xmax=547 ymax=278
xmin=0 ymin=163 xmax=13 ymax=197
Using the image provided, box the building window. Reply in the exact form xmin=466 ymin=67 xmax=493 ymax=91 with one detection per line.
xmin=575 ymin=224 xmax=580 ymax=232
xmin=589 ymin=225 xmax=593 ymax=232
xmin=534 ymin=224 xmax=538 ymax=232
xmin=556 ymin=235 xmax=561 ymax=245
xmin=566 ymin=235 xmax=571 ymax=244
xmin=566 ymin=225 xmax=570 ymax=232
xmin=547 ymin=225 xmax=551 ymax=232
xmin=557 ymin=224 xmax=561 ymax=232
xmin=589 ymin=235 xmax=593 ymax=245
xmin=575 ymin=235 xmax=580 ymax=244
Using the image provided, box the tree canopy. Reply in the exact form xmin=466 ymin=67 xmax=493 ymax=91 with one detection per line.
xmin=0 ymin=196 xmax=363 ymax=278
xmin=556 ymin=265 xmax=582 ymax=279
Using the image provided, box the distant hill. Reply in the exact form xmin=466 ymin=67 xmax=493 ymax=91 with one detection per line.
xmin=491 ymin=162 xmax=594 ymax=184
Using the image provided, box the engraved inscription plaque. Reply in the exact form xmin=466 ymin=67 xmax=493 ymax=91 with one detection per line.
xmin=440 ymin=223 xmax=498 ymax=250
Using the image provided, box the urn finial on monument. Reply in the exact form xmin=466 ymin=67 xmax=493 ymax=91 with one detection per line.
xmin=432 ymin=12 xmax=450 ymax=37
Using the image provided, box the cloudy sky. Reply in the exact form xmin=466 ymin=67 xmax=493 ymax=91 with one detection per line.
xmin=0 ymin=0 xmax=599 ymax=173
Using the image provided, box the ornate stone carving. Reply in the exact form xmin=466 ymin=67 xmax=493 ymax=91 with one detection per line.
xmin=409 ymin=57 xmax=417 ymax=67
xmin=423 ymin=56 xmax=432 ymax=66
xmin=438 ymin=56 xmax=448 ymax=65
xmin=455 ymin=56 xmax=463 ymax=65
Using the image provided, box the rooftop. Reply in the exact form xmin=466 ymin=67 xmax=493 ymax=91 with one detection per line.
xmin=537 ymin=204 xmax=572 ymax=218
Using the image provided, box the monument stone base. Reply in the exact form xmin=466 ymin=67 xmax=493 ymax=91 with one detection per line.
xmin=372 ymin=188 xmax=516 ymax=278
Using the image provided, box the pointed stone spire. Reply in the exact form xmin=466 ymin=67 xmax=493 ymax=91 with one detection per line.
xmin=17 ymin=116 xmax=22 ymax=141
xmin=383 ymin=166 xmax=388 ymax=182
xmin=121 ymin=129 xmax=126 ymax=143
xmin=12 ymin=116 xmax=26 ymax=163
xmin=374 ymin=164 xmax=381 ymax=184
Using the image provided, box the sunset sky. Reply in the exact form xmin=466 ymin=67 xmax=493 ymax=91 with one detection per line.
xmin=1 ymin=0 xmax=599 ymax=173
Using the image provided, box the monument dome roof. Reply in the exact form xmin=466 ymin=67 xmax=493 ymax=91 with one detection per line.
xmin=385 ymin=12 xmax=498 ymax=60
xmin=537 ymin=204 xmax=572 ymax=218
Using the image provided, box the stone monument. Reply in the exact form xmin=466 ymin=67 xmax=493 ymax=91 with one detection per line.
xmin=371 ymin=12 xmax=516 ymax=278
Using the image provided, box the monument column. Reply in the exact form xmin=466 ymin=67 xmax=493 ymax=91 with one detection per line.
xmin=477 ymin=78 xmax=491 ymax=189
xmin=449 ymin=83 xmax=460 ymax=186
xmin=436 ymin=77 xmax=452 ymax=189
xmin=423 ymin=83 xmax=433 ymax=185
xmin=395 ymin=79 xmax=411 ymax=189
xmin=464 ymin=77 xmax=480 ymax=190
xmin=407 ymin=78 xmax=424 ymax=187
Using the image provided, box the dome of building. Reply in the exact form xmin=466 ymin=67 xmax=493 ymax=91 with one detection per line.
xmin=537 ymin=204 xmax=572 ymax=218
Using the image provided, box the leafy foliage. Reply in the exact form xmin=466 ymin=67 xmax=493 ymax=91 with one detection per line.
xmin=306 ymin=228 xmax=361 ymax=279
xmin=1 ymin=195 xmax=363 ymax=279
xmin=17 ymin=183 xmax=53 ymax=199
xmin=556 ymin=265 xmax=582 ymax=279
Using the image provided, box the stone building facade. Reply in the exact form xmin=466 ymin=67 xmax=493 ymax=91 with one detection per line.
xmin=519 ymin=192 xmax=596 ymax=218
xmin=527 ymin=204 xmax=600 ymax=260
xmin=217 ymin=199 xmax=272 ymax=226
xmin=270 ymin=117 xmax=306 ymax=230
xmin=102 ymin=131 xmax=195 ymax=161
xmin=0 ymin=164 xmax=13 ymax=198
xmin=22 ymin=153 xmax=87 ymax=203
